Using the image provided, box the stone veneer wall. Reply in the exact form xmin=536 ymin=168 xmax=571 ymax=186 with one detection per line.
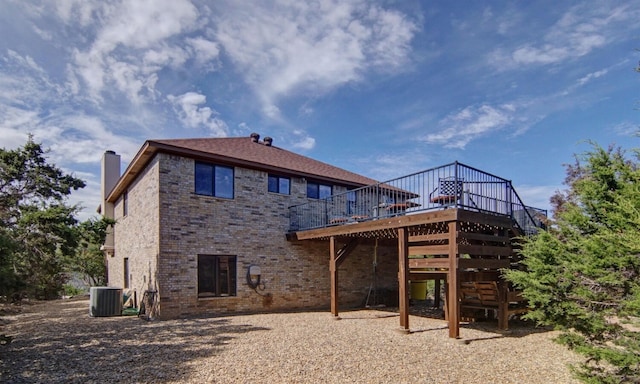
xmin=108 ymin=156 xmax=160 ymax=304
xmin=110 ymin=152 xmax=399 ymax=319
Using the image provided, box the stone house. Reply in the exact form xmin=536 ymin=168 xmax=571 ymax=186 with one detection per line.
xmin=100 ymin=133 xmax=398 ymax=319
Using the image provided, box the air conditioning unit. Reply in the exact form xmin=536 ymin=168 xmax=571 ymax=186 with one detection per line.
xmin=89 ymin=287 xmax=123 ymax=317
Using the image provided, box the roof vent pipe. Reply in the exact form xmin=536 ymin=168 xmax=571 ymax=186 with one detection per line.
xmin=250 ymin=133 xmax=260 ymax=143
xmin=263 ymin=137 xmax=273 ymax=146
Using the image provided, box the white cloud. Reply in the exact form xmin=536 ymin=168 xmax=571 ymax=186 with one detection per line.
xmin=0 ymin=50 xmax=142 ymax=165
xmin=514 ymin=184 xmax=559 ymax=214
xmin=290 ymin=131 xmax=316 ymax=150
xmin=214 ymin=0 xmax=417 ymax=117
xmin=610 ymin=121 xmax=639 ymax=137
xmin=424 ymin=104 xmax=515 ymax=149
xmin=66 ymin=171 xmax=103 ymax=222
xmin=54 ymin=0 xmax=98 ymax=27
xmin=47 ymin=115 xmax=141 ymax=164
xmin=167 ymin=92 xmax=229 ymax=137
xmin=360 ymin=150 xmax=432 ymax=182
xmin=488 ymin=3 xmax=636 ymax=70
xmin=186 ymin=37 xmax=220 ymax=68
xmin=577 ymin=68 xmax=609 ymax=86
xmin=68 ymin=0 xmax=201 ymax=102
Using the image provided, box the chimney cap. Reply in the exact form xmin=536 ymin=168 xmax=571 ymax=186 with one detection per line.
xmin=250 ymin=133 xmax=260 ymax=143
xmin=105 ymin=150 xmax=116 ymax=155
xmin=263 ymin=136 xmax=273 ymax=146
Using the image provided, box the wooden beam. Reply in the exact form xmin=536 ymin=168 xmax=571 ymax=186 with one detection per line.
xmin=330 ymin=236 xmax=339 ymax=318
xmin=409 ymin=272 xmax=447 ymax=280
xmin=447 ymin=221 xmax=460 ymax=339
xmin=409 ymin=245 xmax=450 ymax=256
xmin=458 ymin=258 xmax=510 ymax=270
xmin=456 ymin=210 xmax=513 ymax=228
xmin=497 ymin=279 xmax=508 ymax=330
xmin=335 ymin=238 xmax=359 ymax=268
xmin=458 ymin=232 xmax=509 ymax=243
xmin=295 ymin=209 xmax=458 ymax=240
xmin=398 ymin=227 xmax=410 ymax=332
xmin=408 ymin=258 xmax=450 ymax=269
xmin=409 ymin=233 xmax=449 ymax=242
xmin=458 ymin=244 xmax=512 ymax=257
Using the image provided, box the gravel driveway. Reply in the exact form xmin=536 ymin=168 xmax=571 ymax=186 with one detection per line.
xmin=0 ymin=298 xmax=581 ymax=383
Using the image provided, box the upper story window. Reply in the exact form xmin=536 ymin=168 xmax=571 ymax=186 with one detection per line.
xmin=195 ymin=162 xmax=234 ymax=198
xmin=122 ymin=190 xmax=129 ymax=216
xmin=268 ymin=174 xmax=290 ymax=195
xmin=347 ymin=190 xmax=356 ymax=214
xmin=307 ymin=181 xmax=332 ymax=199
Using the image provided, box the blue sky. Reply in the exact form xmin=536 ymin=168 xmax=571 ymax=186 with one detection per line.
xmin=1 ymin=0 xmax=639 ymax=220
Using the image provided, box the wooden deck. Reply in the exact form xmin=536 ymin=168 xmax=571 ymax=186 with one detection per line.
xmin=290 ymin=208 xmax=525 ymax=338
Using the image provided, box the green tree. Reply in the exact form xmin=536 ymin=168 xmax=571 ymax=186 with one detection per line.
xmin=506 ymin=144 xmax=640 ymax=383
xmin=0 ymin=136 xmax=85 ymax=299
xmin=67 ymin=217 xmax=115 ymax=287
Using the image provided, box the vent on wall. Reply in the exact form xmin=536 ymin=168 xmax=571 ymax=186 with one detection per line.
xmin=89 ymin=287 xmax=123 ymax=317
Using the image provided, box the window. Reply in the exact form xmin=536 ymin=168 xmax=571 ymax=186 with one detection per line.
xmin=195 ymin=162 xmax=234 ymax=198
xmin=198 ymin=255 xmax=237 ymax=298
xmin=268 ymin=174 xmax=290 ymax=195
xmin=307 ymin=181 xmax=332 ymax=199
xmin=123 ymin=258 xmax=130 ymax=289
xmin=347 ymin=190 xmax=356 ymax=215
xmin=123 ymin=190 xmax=128 ymax=216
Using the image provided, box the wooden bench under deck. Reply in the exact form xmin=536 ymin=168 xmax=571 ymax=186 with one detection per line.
xmin=459 ymin=281 xmax=528 ymax=330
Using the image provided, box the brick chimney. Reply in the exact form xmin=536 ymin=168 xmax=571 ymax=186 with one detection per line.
xmin=101 ymin=150 xmax=121 ymax=255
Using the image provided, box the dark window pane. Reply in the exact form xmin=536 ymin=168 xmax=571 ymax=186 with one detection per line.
xmin=218 ymin=256 xmax=237 ymax=296
xmin=307 ymin=182 xmax=318 ymax=199
xmin=195 ymin=163 xmax=213 ymax=195
xmin=268 ymin=175 xmax=279 ymax=193
xmin=279 ymin=178 xmax=290 ymax=195
xmin=198 ymin=255 xmax=216 ymax=297
xmin=215 ymin=166 xmax=234 ymax=198
xmin=198 ymin=255 xmax=237 ymax=298
xmin=319 ymin=184 xmax=332 ymax=199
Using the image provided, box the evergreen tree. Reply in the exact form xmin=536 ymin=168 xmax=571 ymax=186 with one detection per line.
xmin=506 ymin=144 xmax=640 ymax=383
xmin=67 ymin=217 xmax=115 ymax=287
xmin=0 ymin=136 xmax=85 ymax=299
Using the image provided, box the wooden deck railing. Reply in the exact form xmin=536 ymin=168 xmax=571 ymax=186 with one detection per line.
xmin=288 ymin=161 xmax=546 ymax=235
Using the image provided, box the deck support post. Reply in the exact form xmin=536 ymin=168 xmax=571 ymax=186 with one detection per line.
xmin=447 ymin=221 xmax=460 ymax=338
xmin=434 ymin=279 xmax=441 ymax=308
xmin=497 ymin=279 xmax=508 ymax=330
xmin=330 ymin=236 xmax=339 ymax=319
xmin=398 ymin=227 xmax=410 ymax=332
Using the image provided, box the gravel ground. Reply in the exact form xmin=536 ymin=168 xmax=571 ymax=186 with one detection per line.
xmin=0 ymin=298 xmax=582 ymax=384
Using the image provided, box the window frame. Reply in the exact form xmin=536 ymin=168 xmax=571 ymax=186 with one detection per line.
xmin=268 ymin=174 xmax=291 ymax=195
xmin=194 ymin=162 xmax=234 ymax=199
xmin=197 ymin=254 xmax=237 ymax=298
xmin=123 ymin=257 xmax=130 ymax=289
xmin=307 ymin=181 xmax=332 ymax=199
xmin=122 ymin=190 xmax=128 ymax=216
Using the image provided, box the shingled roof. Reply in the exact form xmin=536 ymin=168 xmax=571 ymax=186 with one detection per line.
xmin=106 ymin=134 xmax=379 ymax=202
